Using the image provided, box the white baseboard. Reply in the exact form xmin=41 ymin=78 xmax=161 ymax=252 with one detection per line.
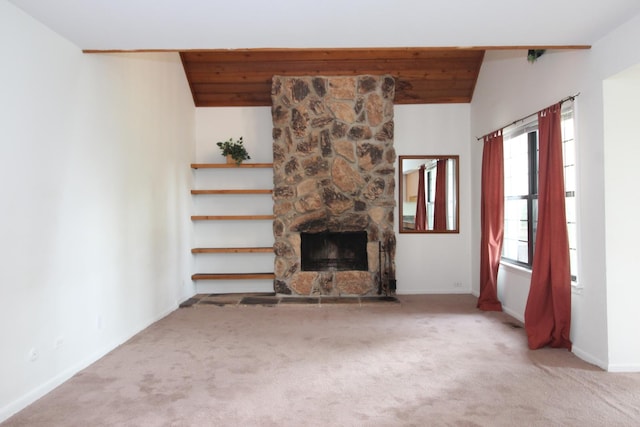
xmin=502 ymin=306 xmax=525 ymax=323
xmin=605 ymin=363 xmax=640 ymax=372
xmin=571 ymin=344 xmax=608 ymax=371
xmin=0 ymin=304 xmax=177 ymax=423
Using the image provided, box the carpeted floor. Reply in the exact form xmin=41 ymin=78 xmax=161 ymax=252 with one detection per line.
xmin=4 ymin=294 xmax=640 ymax=426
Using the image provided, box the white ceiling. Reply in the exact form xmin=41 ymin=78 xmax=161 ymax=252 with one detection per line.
xmin=8 ymin=0 xmax=640 ymax=50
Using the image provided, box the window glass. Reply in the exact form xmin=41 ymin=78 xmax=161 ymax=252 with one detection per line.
xmin=504 ymin=133 xmax=529 ymax=197
xmin=503 ymin=199 xmax=528 ymax=263
xmin=501 ymin=103 xmax=577 ymax=281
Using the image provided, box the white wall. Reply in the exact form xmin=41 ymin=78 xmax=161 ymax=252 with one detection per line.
xmin=394 ymin=104 xmax=472 ymax=294
xmin=193 ymin=108 xmax=275 ymax=294
xmin=193 ymin=105 xmax=472 ymax=295
xmin=470 ymin=12 xmax=640 ymax=370
xmin=603 ymin=65 xmax=640 ymax=372
xmin=0 ymin=1 xmax=195 ymax=421
xmin=580 ymin=15 xmax=640 ymax=371
xmin=195 ymin=107 xmax=274 ymax=163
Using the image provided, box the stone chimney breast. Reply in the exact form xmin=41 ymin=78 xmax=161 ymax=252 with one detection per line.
xmin=271 ymin=75 xmax=396 ymax=296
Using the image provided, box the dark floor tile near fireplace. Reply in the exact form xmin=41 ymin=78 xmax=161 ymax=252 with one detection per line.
xmin=319 ymin=297 xmax=359 ymax=304
xmin=279 ymin=297 xmax=321 ymax=304
xmin=178 ymin=297 xmax=200 ymax=308
xmin=239 ymin=296 xmax=280 ymax=306
xmin=180 ymin=293 xmax=398 ymax=307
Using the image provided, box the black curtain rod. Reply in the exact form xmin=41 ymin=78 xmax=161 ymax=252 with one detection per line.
xmin=476 ymin=93 xmax=580 ymax=141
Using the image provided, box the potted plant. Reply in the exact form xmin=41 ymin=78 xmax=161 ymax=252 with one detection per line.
xmin=216 ymin=136 xmax=251 ymax=166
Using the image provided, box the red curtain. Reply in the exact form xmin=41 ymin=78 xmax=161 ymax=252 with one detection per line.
xmin=415 ymin=164 xmax=427 ymax=231
xmin=433 ymin=159 xmax=447 ymax=231
xmin=477 ymin=132 xmax=504 ymax=311
xmin=524 ymin=103 xmax=572 ymax=350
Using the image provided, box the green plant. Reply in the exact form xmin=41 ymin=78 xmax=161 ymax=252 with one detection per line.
xmin=216 ymin=136 xmax=250 ymax=165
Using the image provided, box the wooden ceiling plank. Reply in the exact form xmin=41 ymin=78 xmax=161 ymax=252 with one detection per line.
xmin=191 ymin=78 xmax=476 ymax=93
xmin=197 ymin=93 xmax=272 ymax=103
xmin=178 ymin=47 xmax=543 ymax=106
xmin=197 ymin=99 xmax=271 ymax=107
xmin=191 ymin=82 xmax=270 ymax=94
xmin=180 ymin=48 xmax=485 ymax=62
xmin=183 ymin=57 xmax=482 ymax=73
xmin=179 ymin=46 xmax=593 ymax=63
xmin=180 ymin=52 xmax=199 ymax=106
xmin=185 ymin=69 xmax=480 ymax=85
xmin=467 ymin=50 xmax=486 ymax=102
xmin=396 ymin=88 xmax=473 ymax=97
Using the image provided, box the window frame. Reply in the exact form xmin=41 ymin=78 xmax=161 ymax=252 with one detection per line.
xmin=500 ymin=102 xmax=578 ymax=282
xmin=502 ymin=129 xmax=537 ymax=269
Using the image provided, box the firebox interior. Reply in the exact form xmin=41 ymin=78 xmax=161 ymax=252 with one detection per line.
xmin=300 ymin=231 xmax=368 ymax=272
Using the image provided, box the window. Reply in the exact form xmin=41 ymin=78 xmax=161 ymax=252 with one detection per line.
xmin=427 ymin=165 xmax=435 ymax=225
xmin=502 ymin=102 xmax=578 ymax=281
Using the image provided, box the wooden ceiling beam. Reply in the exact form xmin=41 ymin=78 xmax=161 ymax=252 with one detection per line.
xmin=85 ymin=45 xmax=590 ymax=55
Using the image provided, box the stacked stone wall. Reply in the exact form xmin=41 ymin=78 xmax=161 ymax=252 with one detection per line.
xmin=271 ymin=75 xmax=396 ymax=296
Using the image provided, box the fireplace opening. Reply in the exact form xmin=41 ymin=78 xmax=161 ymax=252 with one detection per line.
xmin=301 ymin=231 xmax=368 ymax=271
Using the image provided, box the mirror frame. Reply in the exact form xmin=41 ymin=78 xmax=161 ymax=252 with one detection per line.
xmin=398 ymin=155 xmax=460 ymax=234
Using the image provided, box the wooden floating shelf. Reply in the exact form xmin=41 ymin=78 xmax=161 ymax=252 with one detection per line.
xmin=190 ymin=161 xmax=276 ymax=287
xmin=192 ymin=247 xmax=273 ymax=254
xmin=192 ymin=273 xmax=275 ymax=280
xmin=191 ymin=189 xmax=273 ymax=195
xmin=191 ymin=215 xmax=275 ymax=221
xmin=191 ymin=163 xmax=273 ymax=169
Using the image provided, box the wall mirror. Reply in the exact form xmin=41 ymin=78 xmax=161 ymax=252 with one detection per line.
xmin=398 ymin=155 xmax=459 ymax=233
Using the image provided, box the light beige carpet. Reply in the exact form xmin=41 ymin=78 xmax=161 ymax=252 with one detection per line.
xmin=4 ymin=295 xmax=640 ymax=426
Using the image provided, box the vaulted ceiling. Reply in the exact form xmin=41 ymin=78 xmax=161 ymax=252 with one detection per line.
xmin=10 ymin=0 xmax=639 ymax=49
xmin=179 ymin=48 xmax=486 ymax=107
xmin=9 ymin=0 xmax=640 ymax=106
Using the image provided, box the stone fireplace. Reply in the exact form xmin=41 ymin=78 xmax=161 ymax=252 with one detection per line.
xmin=271 ymin=75 xmax=396 ymax=296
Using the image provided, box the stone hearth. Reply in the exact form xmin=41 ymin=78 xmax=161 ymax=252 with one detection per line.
xmin=271 ymin=75 xmax=396 ymax=296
